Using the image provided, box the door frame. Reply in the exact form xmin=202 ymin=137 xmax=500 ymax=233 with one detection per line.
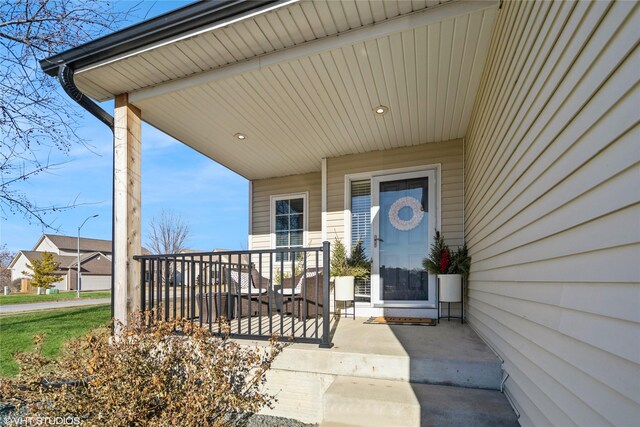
xmin=343 ymin=164 xmax=441 ymax=308
xmin=371 ymin=169 xmax=438 ymax=307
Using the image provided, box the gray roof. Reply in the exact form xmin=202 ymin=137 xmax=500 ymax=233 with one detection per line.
xmin=212 ymin=249 xmax=251 ymax=266
xmin=10 ymin=235 xmax=147 ymax=269
xmin=43 ymin=234 xmax=112 ymax=253
xmin=68 ymin=252 xmax=112 ymax=268
xmin=19 ymin=251 xmax=77 ymax=270
xmin=16 ymin=250 xmax=113 ymax=272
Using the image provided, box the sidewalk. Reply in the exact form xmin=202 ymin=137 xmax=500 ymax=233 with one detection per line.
xmin=0 ymin=298 xmax=110 ymax=315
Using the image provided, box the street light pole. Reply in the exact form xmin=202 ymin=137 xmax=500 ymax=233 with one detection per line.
xmin=77 ymin=214 xmax=99 ymax=298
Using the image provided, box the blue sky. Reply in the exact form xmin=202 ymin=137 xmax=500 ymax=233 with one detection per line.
xmin=1 ymin=1 xmax=249 ymax=253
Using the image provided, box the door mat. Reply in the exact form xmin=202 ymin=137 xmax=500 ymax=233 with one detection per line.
xmin=364 ymin=316 xmax=436 ymax=326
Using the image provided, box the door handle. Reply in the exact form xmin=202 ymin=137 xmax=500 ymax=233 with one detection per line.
xmin=374 ymin=235 xmax=384 ymax=248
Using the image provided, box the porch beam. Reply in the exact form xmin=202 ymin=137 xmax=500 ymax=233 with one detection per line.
xmin=113 ymin=93 xmax=142 ymax=327
xmin=129 ymin=0 xmax=499 ymax=104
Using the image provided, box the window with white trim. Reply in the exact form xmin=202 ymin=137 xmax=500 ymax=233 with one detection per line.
xmin=272 ymin=195 xmax=306 ymax=262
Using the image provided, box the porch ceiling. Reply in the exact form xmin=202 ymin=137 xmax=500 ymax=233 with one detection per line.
xmin=75 ymin=0 xmax=499 ymax=180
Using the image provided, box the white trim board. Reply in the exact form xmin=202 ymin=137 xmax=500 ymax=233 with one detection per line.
xmin=371 ymin=169 xmax=438 ymax=308
xmin=248 ymin=180 xmax=253 ymax=250
xmin=321 ymin=158 xmax=327 ymax=242
xmin=343 ymin=163 xmax=441 ymax=310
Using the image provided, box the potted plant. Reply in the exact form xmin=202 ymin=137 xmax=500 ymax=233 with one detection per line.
xmin=273 ymin=252 xmax=304 ymax=285
xmin=331 ymin=238 xmax=370 ymax=302
xmin=423 ymin=231 xmax=471 ymax=302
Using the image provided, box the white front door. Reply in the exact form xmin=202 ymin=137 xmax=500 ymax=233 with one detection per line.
xmin=371 ymin=170 xmax=437 ymax=311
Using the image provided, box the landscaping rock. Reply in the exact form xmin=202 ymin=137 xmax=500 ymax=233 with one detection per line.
xmin=246 ymin=414 xmax=316 ymax=427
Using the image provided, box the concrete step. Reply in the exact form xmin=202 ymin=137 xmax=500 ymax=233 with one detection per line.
xmin=321 ymin=376 xmax=518 ymax=427
xmin=413 ymin=383 xmax=519 ymax=427
xmin=318 ymin=423 xmax=361 ymax=427
xmin=272 ymin=321 xmax=504 ymax=390
xmin=320 ymin=421 xmax=358 ymax=427
xmin=321 ymin=376 xmax=420 ymax=427
xmin=273 ymin=346 xmax=502 ymax=390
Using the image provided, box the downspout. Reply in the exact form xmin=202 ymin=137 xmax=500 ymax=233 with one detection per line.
xmin=57 ymin=65 xmax=114 ymax=129
xmin=57 ymin=65 xmax=116 ymax=319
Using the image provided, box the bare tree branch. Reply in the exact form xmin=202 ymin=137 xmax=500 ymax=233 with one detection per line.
xmin=0 ymin=0 xmax=140 ymax=228
xmin=0 ymin=244 xmax=15 ymax=290
xmin=146 ymin=210 xmax=191 ymax=255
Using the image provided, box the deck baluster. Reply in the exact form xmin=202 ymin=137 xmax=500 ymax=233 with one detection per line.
xmin=133 ymin=245 xmax=332 ymax=347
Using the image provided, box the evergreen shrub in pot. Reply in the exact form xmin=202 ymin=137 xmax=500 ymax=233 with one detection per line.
xmin=423 ymin=231 xmax=471 ymax=302
xmin=330 ymin=238 xmax=370 ymax=301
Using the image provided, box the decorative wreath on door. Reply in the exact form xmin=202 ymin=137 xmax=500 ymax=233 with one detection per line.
xmin=388 ymin=196 xmax=424 ymax=231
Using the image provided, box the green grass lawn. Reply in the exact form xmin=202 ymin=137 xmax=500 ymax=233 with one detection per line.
xmin=0 ymin=305 xmax=111 ymax=377
xmin=0 ymin=291 xmax=111 ymax=306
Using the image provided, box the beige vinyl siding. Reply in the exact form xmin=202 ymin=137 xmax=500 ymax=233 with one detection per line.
xmin=326 ymin=139 xmax=464 ymax=247
xmin=464 ymin=1 xmax=640 ymax=426
xmin=251 ymin=173 xmax=323 ymax=276
xmin=251 ymin=172 xmax=322 ymax=250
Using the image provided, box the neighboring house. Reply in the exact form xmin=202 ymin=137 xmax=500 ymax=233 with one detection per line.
xmin=10 ymin=234 xmax=113 ymax=291
xmin=40 ymin=1 xmax=639 ymax=426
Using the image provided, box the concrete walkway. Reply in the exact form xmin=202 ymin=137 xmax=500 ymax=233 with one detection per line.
xmin=0 ymin=298 xmax=110 ymax=314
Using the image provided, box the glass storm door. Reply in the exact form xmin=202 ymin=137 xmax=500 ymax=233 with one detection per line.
xmin=371 ymin=170 xmax=437 ymax=307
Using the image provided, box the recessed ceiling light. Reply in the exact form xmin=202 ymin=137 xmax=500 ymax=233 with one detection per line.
xmin=234 ymin=133 xmax=247 ymax=140
xmin=374 ymin=105 xmax=389 ymax=115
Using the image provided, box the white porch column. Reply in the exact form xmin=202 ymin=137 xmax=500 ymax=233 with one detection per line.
xmin=113 ymin=93 xmax=142 ymax=326
xmin=321 ymin=157 xmax=327 ymax=242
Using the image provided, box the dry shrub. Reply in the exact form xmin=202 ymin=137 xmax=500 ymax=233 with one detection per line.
xmin=0 ymin=312 xmax=283 ymax=426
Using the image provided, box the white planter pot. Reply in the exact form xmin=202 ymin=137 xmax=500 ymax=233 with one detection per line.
xmin=334 ymin=276 xmax=355 ymax=301
xmin=438 ymin=274 xmax=462 ymax=302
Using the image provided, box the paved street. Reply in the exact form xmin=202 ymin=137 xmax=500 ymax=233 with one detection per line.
xmin=0 ymin=298 xmax=110 ymax=314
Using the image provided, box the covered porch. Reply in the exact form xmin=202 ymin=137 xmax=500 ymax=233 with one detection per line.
xmin=41 ymin=0 xmax=640 ymax=425
xmin=132 ymin=266 xmax=517 ymax=425
xmin=63 ymin=0 xmax=499 ymax=326
xmin=132 ymin=245 xmax=517 ymax=424
xmin=131 ymin=246 xmax=518 ymax=424
xmin=39 ymin=1 xmax=518 ymax=425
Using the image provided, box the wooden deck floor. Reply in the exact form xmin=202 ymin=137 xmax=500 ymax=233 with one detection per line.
xmin=148 ymin=293 xmax=332 ymax=343
xmin=192 ymin=313 xmax=333 ymax=342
